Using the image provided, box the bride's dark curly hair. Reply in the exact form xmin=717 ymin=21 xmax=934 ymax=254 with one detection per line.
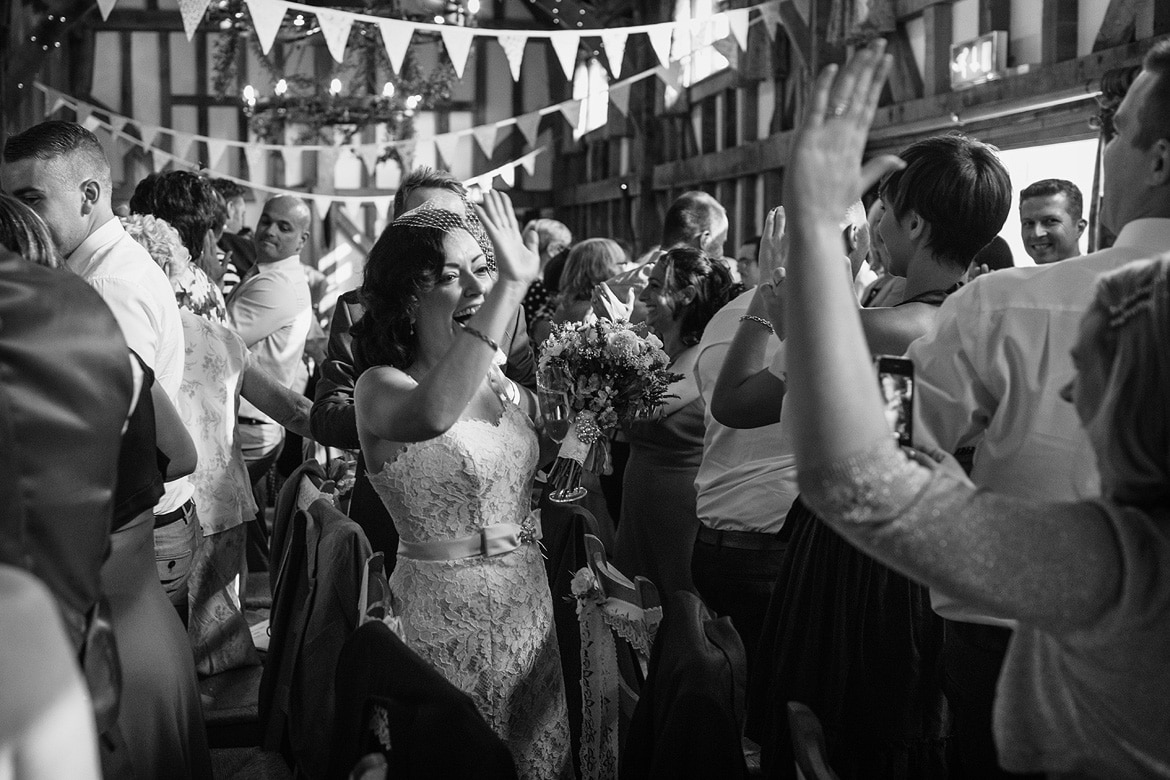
xmin=351 ymin=220 xmax=451 ymax=370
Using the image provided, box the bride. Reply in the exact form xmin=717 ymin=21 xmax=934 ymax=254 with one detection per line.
xmin=352 ymin=191 xmax=572 ymax=779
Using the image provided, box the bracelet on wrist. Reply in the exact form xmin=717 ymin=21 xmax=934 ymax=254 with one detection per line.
xmin=458 ymin=322 xmax=500 ymax=352
xmin=739 ymin=314 xmax=775 ymax=334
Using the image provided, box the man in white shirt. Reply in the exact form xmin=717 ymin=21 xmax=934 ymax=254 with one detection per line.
xmin=228 ymin=194 xmax=313 ymax=571
xmin=3 ymin=121 xmax=197 ymax=609
xmin=906 ymin=42 xmax=1170 ymax=779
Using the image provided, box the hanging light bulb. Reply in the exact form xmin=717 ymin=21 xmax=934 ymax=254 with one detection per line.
xmin=467 ymin=0 xmax=481 ymax=14
xmin=434 ymin=15 xmax=445 ymax=24
xmin=382 ymin=82 xmax=396 ymax=98
xmin=329 ymin=78 xmax=343 ymax=96
xmin=405 ymin=94 xmax=422 ymax=110
xmin=242 ymin=84 xmax=257 ymax=106
xmin=274 ymin=79 xmax=288 ymax=96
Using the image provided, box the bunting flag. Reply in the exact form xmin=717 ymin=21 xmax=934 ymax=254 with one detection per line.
xmin=760 ymin=1 xmax=782 ymax=40
xmin=378 ymin=20 xmax=413 ymax=74
xmin=97 ymin=0 xmax=117 ymax=21
xmin=515 ymin=111 xmax=541 ymax=147
xmin=178 ymin=0 xmax=212 ymax=41
xmin=433 ymin=133 xmax=460 ymax=167
xmin=75 ymin=104 xmax=93 ymax=127
xmin=645 ymin=23 xmax=674 ymax=69
xmin=357 ymin=145 xmax=382 ymax=174
xmin=245 ymin=0 xmax=287 ymax=55
xmin=312 ymin=195 xmax=333 ymax=220
xmin=139 ymin=124 xmax=160 ymax=149
xmin=519 ymin=149 xmax=539 ymax=176
xmin=549 ymin=31 xmax=580 ymax=81
xmin=498 ymin=34 xmax=527 ymax=82
xmin=205 ymin=138 xmax=229 ymax=171
xmin=110 ymin=115 xmax=128 ymax=135
xmin=151 ymin=147 xmax=170 ymax=172
xmin=316 ymin=9 xmax=354 ymax=63
xmin=172 ymin=131 xmax=195 ymax=161
xmin=655 ymin=63 xmax=683 ymax=92
xmin=243 ymin=146 xmax=267 ymax=181
xmin=558 ymin=99 xmax=582 ymax=129
xmin=600 ymin=31 xmax=628 ymax=78
xmin=280 ymin=146 xmax=298 ymax=171
xmin=727 ymin=8 xmax=750 ymax=51
xmin=472 ymin=124 xmax=498 ymax=157
xmin=82 ymin=115 xmax=103 ymax=132
xmin=608 ymin=82 xmax=631 ymax=117
xmin=440 ymin=26 xmax=474 ymax=79
xmin=497 ymin=165 xmax=515 ymax=188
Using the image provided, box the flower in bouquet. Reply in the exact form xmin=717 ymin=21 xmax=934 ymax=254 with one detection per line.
xmin=537 ymin=319 xmax=681 ymax=502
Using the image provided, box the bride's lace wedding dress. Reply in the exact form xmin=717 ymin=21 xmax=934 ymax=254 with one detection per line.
xmin=368 ymin=403 xmax=572 ymax=779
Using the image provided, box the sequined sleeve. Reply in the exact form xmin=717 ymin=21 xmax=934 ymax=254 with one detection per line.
xmin=800 ymin=440 xmax=1124 ymax=634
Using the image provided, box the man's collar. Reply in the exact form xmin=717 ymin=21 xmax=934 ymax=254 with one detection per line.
xmin=65 ymin=217 xmax=124 ymax=270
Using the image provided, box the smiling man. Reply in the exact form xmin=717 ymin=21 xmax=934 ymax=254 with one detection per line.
xmin=1018 ymin=178 xmax=1087 ymax=264
xmin=228 ymin=194 xmax=313 ymax=570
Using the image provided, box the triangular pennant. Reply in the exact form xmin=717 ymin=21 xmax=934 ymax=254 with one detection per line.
xmin=315 ymin=8 xmax=353 ymax=63
xmin=151 ymin=147 xmax=170 ymax=172
xmin=205 ymin=138 xmax=229 ymax=170
xmin=558 ymin=99 xmax=581 ymax=129
xmin=313 ymin=195 xmax=333 ymax=220
xmin=514 ymin=112 xmax=541 ymax=147
xmin=655 ymin=63 xmax=683 ymax=92
xmin=82 ymin=115 xmax=103 ymax=132
xmin=472 ymin=125 xmax=497 ymax=157
xmin=760 ymin=3 xmax=782 ymax=40
xmin=497 ymin=165 xmax=515 ymax=188
xmin=645 ymin=23 xmax=674 ymax=68
xmin=138 ymin=124 xmax=160 ymax=149
xmin=600 ymin=31 xmax=627 ymax=78
xmin=97 ymin=0 xmax=117 ymax=21
xmin=74 ymin=104 xmax=93 ymax=127
xmin=726 ymin=8 xmax=750 ymax=51
xmin=178 ymin=0 xmax=212 ymax=41
xmin=549 ymin=31 xmax=580 ymax=81
xmin=243 ymin=146 xmax=266 ymax=179
xmin=357 ymin=145 xmax=381 ymax=174
xmin=377 ymin=20 xmax=413 ymax=74
xmin=245 ymin=0 xmax=287 ymax=55
xmin=280 ymin=146 xmax=298 ymax=171
xmin=439 ymin=26 xmax=474 ymax=79
xmin=110 ymin=115 xmax=128 ymax=135
xmin=433 ymin=133 xmax=460 ymax=167
xmin=520 ymin=149 xmax=539 ymax=176
xmin=172 ymin=131 xmax=195 ymax=161
xmin=609 ymin=82 xmax=631 ymax=117
xmin=497 ymin=34 xmax=527 ymax=82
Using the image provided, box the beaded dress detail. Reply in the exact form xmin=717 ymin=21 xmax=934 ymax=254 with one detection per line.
xmin=368 ymin=403 xmax=572 ymax=780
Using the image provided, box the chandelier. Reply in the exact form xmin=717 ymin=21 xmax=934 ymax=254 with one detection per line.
xmin=209 ymin=0 xmax=473 ymax=146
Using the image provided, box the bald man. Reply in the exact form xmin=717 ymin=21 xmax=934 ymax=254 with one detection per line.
xmin=229 ymin=195 xmax=314 ymax=570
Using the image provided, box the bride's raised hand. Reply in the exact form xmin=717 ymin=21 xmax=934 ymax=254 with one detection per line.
xmin=474 ymin=190 xmax=540 ymax=284
xmin=784 ymin=38 xmax=904 ymax=224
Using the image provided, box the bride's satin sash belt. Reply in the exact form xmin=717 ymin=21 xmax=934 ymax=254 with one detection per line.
xmin=397 ymin=511 xmax=542 ymax=562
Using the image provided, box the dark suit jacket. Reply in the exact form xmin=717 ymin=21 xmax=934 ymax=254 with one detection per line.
xmin=310 ymin=289 xmax=536 ymax=562
xmin=0 ymin=250 xmax=133 ymax=648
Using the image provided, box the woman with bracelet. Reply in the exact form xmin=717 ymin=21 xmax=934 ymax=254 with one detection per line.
xmin=597 ymin=246 xmax=738 ymax=594
xmin=352 ymin=192 xmax=571 ymax=779
xmin=784 ymin=40 xmax=1170 ymax=777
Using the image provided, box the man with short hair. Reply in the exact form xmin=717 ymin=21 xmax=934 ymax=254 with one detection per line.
xmin=1018 ymin=178 xmax=1087 ymax=264
xmin=662 ymin=190 xmax=729 ymax=258
xmin=735 ymin=236 xmax=762 ymax=288
xmin=229 ymin=194 xmax=314 ymax=570
xmin=906 ymin=41 xmax=1170 ymax=778
xmin=211 ymin=178 xmax=257 ymax=294
xmin=2 ymin=121 xmax=197 ymax=605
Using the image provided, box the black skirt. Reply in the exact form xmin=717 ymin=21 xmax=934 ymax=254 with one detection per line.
xmin=748 ymin=497 xmax=950 ymax=779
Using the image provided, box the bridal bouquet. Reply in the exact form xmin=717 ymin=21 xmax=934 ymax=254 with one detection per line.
xmin=537 ymin=319 xmax=681 ymax=503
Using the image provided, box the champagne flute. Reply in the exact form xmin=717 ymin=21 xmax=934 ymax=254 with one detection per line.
xmin=537 ymin=366 xmax=572 ymax=443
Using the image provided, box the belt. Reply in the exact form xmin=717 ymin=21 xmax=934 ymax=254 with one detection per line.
xmin=696 ymin=524 xmax=789 ymax=551
xmin=154 ymin=498 xmax=195 ymax=528
xmin=238 ymin=416 xmax=268 ymax=426
xmin=398 ymin=512 xmax=542 ymax=562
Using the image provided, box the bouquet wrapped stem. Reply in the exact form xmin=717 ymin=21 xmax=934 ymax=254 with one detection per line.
xmin=547 ymin=411 xmax=611 ymax=503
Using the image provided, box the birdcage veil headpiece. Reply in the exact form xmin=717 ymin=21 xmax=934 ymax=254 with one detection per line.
xmin=392 ymin=198 xmax=495 ymax=270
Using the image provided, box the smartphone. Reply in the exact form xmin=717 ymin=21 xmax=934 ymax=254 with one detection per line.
xmin=875 ymin=355 xmax=914 ymax=447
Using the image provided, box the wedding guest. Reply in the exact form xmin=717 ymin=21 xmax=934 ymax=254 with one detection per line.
xmin=906 ymin=38 xmax=1170 ymax=779
xmin=735 ymin=235 xmax=762 ymax=288
xmin=966 ymin=235 xmax=1014 ymax=282
xmin=1018 ymin=178 xmax=1086 ymax=264
xmin=785 ymin=38 xmax=1170 ymax=779
xmin=859 ymin=199 xmax=905 ymax=307
xmin=211 ymin=178 xmax=257 ymax=295
xmin=229 ymin=194 xmax=314 ymax=572
xmin=531 ymin=237 xmax=625 ymax=348
xmin=521 ymin=217 xmax=573 ymax=328
xmin=599 ymin=246 xmax=738 ymax=594
xmin=353 ymin=193 xmax=571 ymax=778
xmin=2 ymin=121 xmax=197 ymax=614
xmin=311 ymin=167 xmax=536 ymax=563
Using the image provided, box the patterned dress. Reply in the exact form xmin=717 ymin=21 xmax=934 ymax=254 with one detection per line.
xmin=368 ymin=403 xmax=572 ymax=779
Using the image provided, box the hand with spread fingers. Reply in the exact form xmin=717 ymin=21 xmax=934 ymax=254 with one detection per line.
xmin=784 ymin=38 xmax=905 ymax=225
xmin=591 ymin=281 xmax=635 ymax=322
xmin=756 ymin=206 xmax=788 ymax=337
xmin=474 ymin=190 xmax=540 ymax=285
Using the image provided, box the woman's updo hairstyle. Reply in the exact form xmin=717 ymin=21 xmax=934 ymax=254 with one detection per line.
xmin=1087 ymin=257 xmax=1170 ymax=505
xmin=657 ymin=245 xmax=740 ymax=347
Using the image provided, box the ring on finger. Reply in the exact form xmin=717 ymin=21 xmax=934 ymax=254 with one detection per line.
xmin=831 ymin=103 xmax=848 ymax=117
